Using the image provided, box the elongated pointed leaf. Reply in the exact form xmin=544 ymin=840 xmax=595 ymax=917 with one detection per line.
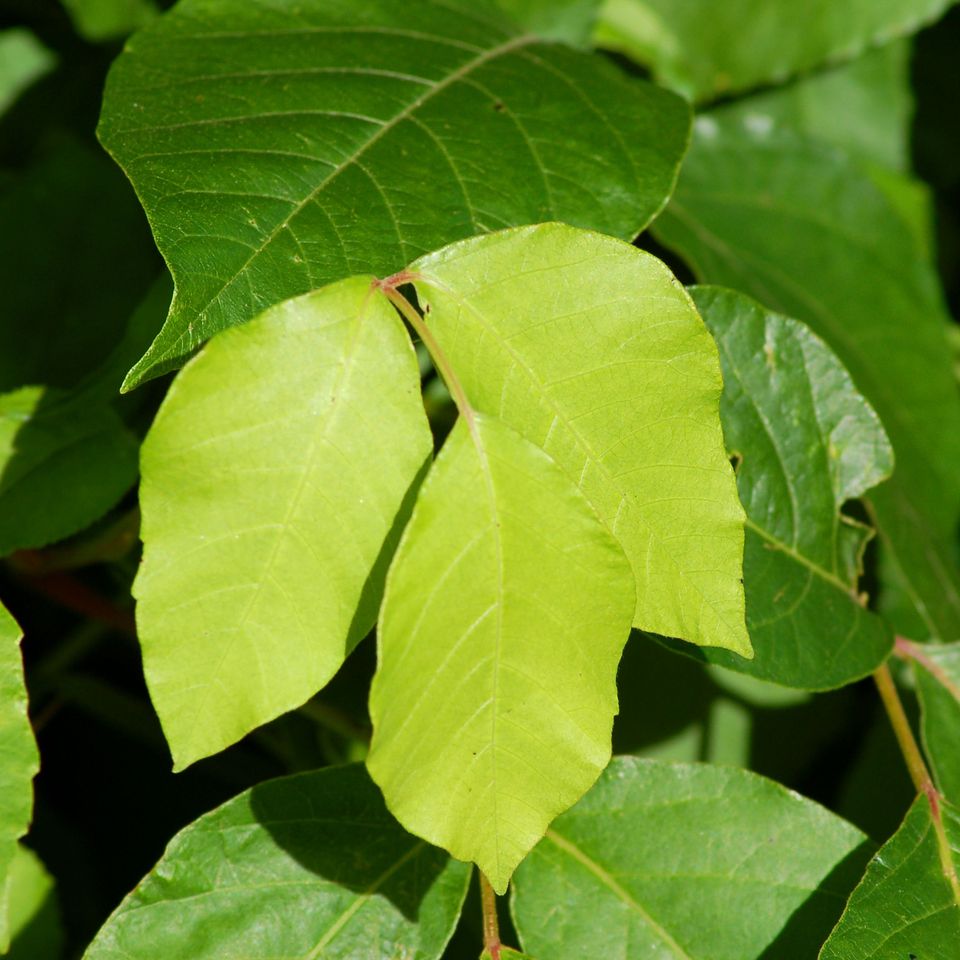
xmin=83 ymin=764 xmax=471 ymax=960
xmin=820 ymin=796 xmax=960 ymax=959
xmin=512 ymin=757 xmax=873 ymax=959
xmin=135 ymin=276 xmax=431 ymax=768
xmin=98 ymin=0 xmax=690 ymax=388
xmin=654 ymin=118 xmax=960 ymax=645
xmin=0 ymin=604 xmax=38 ymax=953
xmin=594 ymin=0 xmax=953 ymax=101
xmin=659 ymin=286 xmax=893 ymax=688
xmin=0 ymin=386 xmax=139 ymax=557
xmin=368 ymin=414 xmax=635 ymax=894
xmin=411 ymin=223 xmax=748 ymax=656
xmin=913 ymin=642 xmax=960 ymax=805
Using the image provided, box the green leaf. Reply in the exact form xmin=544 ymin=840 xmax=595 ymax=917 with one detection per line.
xmin=512 ymin=757 xmax=873 ymax=959
xmin=411 ymin=223 xmax=749 ymax=656
xmin=368 ymin=414 xmax=635 ymax=894
xmin=712 ymin=40 xmax=913 ymax=171
xmin=135 ymin=276 xmax=431 ymax=769
xmin=594 ymin=0 xmax=952 ymax=101
xmin=483 ymin=949 xmax=536 ymax=959
xmin=0 ymin=29 xmax=55 ymax=116
xmin=60 ymin=0 xmax=157 ymax=41
xmin=653 ymin=118 xmax=960 ymax=645
xmin=83 ymin=764 xmax=471 ymax=960
xmin=0 ymin=604 xmax=38 ymax=953
xmin=819 ymin=796 xmax=960 ymax=959
xmin=660 ymin=286 xmax=893 ymax=689
xmin=97 ymin=0 xmax=690 ymax=389
xmin=493 ymin=0 xmax=602 ymax=44
xmin=912 ymin=642 xmax=960 ymax=805
xmin=3 ymin=845 xmax=63 ymax=960
xmin=0 ymin=386 xmax=139 ymax=558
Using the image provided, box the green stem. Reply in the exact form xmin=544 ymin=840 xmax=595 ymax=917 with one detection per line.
xmin=479 ymin=872 xmax=501 ymax=960
xmin=873 ymin=661 xmax=960 ymax=901
xmin=377 ymin=278 xmax=477 ymax=433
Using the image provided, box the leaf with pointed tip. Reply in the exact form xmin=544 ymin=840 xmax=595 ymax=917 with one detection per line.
xmin=593 ymin=0 xmax=952 ymax=101
xmin=368 ymin=414 xmax=635 ymax=894
xmin=0 ymin=386 xmax=140 ymax=558
xmin=512 ymin=757 xmax=873 ymax=959
xmin=83 ymin=764 xmax=471 ymax=960
xmin=653 ymin=118 xmax=960 ymax=646
xmin=658 ymin=286 xmax=893 ymax=689
xmin=411 ymin=223 xmax=749 ymax=656
xmin=135 ymin=276 xmax=431 ymax=769
xmin=819 ymin=796 xmax=960 ymax=959
xmin=912 ymin=642 xmax=960 ymax=805
xmin=0 ymin=604 xmax=38 ymax=953
xmin=97 ymin=0 xmax=690 ymax=389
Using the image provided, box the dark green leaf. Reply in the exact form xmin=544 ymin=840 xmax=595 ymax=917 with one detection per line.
xmin=97 ymin=0 xmax=690 ymax=388
xmin=512 ymin=757 xmax=873 ymax=959
xmin=913 ymin=642 xmax=960 ymax=805
xmin=820 ymin=796 xmax=960 ymax=959
xmin=60 ymin=0 xmax=157 ymax=41
xmin=369 ymin=414 xmax=635 ymax=894
xmin=594 ymin=0 xmax=952 ymax=101
xmin=135 ymin=276 xmax=431 ymax=768
xmin=412 ymin=224 xmax=749 ymax=655
xmin=83 ymin=764 xmax=471 ymax=960
xmin=0 ymin=386 xmax=139 ymax=558
xmin=0 ymin=604 xmax=38 ymax=953
xmin=654 ymin=118 xmax=960 ymax=645
xmin=662 ymin=286 xmax=894 ymax=689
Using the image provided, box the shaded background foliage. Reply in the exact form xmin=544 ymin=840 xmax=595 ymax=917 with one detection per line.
xmin=0 ymin=0 xmax=957 ymax=956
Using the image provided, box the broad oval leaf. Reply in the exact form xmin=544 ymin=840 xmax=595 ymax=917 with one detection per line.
xmin=653 ymin=117 xmax=960 ymax=646
xmin=594 ymin=0 xmax=954 ymax=101
xmin=135 ymin=276 xmax=431 ymax=769
xmin=0 ymin=386 xmax=139 ymax=558
xmin=660 ymin=286 xmax=894 ymax=689
xmin=912 ymin=641 xmax=960 ymax=805
xmin=512 ymin=757 xmax=873 ymax=960
xmin=820 ymin=795 xmax=960 ymax=959
xmin=368 ymin=414 xmax=635 ymax=894
xmin=0 ymin=603 xmax=38 ymax=953
xmin=410 ymin=223 xmax=749 ymax=656
xmin=98 ymin=0 xmax=690 ymax=388
xmin=83 ymin=764 xmax=471 ymax=960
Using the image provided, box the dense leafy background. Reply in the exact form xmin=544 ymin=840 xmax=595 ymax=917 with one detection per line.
xmin=0 ymin=0 xmax=958 ymax=957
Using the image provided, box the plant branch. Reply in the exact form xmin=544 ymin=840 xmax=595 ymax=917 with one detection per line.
xmin=479 ymin=871 xmax=501 ymax=960
xmin=873 ymin=661 xmax=960 ymax=900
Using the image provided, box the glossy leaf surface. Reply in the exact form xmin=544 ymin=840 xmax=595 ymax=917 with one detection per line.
xmin=820 ymin=796 xmax=960 ymax=958
xmin=913 ymin=642 xmax=960 ymax=804
xmin=512 ymin=757 xmax=872 ymax=959
xmin=668 ymin=286 xmax=893 ymax=689
xmin=594 ymin=0 xmax=952 ymax=100
xmin=83 ymin=764 xmax=471 ymax=960
xmin=0 ymin=386 xmax=139 ymax=558
xmin=368 ymin=415 xmax=635 ymax=894
xmin=412 ymin=224 xmax=749 ymax=656
xmin=654 ymin=117 xmax=960 ymax=645
xmin=135 ymin=277 xmax=431 ymax=768
xmin=98 ymin=0 xmax=690 ymax=388
xmin=0 ymin=604 xmax=38 ymax=953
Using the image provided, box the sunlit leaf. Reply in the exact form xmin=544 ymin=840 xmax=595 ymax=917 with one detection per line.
xmin=369 ymin=414 xmax=635 ymax=894
xmin=135 ymin=276 xmax=431 ymax=768
xmin=411 ymin=223 xmax=749 ymax=656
